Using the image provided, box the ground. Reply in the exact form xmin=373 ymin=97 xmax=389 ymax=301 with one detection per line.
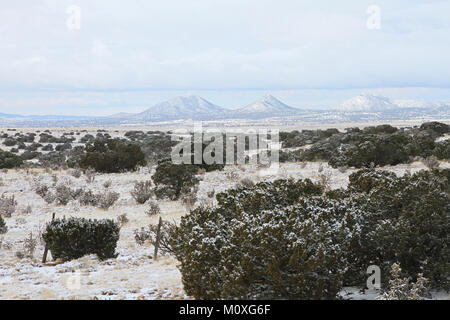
xmin=0 ymin=124 xmax=449 ymax=300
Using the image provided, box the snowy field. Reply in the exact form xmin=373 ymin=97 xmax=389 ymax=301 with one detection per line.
xmin=0 ymin=124 xmax=449 ymax=300
xmin=1 ymin=160 xmax=449 ymax=300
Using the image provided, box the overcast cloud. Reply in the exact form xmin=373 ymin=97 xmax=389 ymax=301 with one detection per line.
xmin=1 ymin=0 xmax=450 ymax=115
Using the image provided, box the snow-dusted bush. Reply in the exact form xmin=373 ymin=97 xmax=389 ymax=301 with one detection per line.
xmin=344 ymin=168 xmax=450 ymax=289
xmin=23 ymin=232 xmax=37 ymax=258
xmin=77 ymin=190 xmax=119 ymax=210
xmin=117 ymin=213 xmax=128 ymax=227
xmin=97 ymin=191 xmax=119 ymax=210
xmin=134 ymin=220 xmax=176 ymax=254
xmin=3 ymin=137 xmax=17 ymax=146
xmin=215 ymin=178 xmax=323 ymax=213
xmin=0 ymin=195 xmax=17 ymax=217
xmin=0 ymin=150 xmax=23 ymax=169
xmin=55 ymin=184 xmax=73 ymax=205
xmin=172 ymin=168 xmax=450 ymax=298
xmin=346 ymin=168 xmax=397 ymax=194
xmin=41 ymin=144 xmax=54 ymax=152
xmin=134 ymin=227 xmax=150 ymax=246
xmin=70 ymin=168 xmax=82 ymax=178
xmin=78 ymin=190 xmax=99 ymax=206
xmin=43 ymin=192 xmax=56 ymax=204
xmin=281 ymin=122 xmax=449 ymax=169
xmin=238 ymin=178 xmax=255 ymax=188
xmin=378 ymin=263 xmax=429 ymax=300
xmin=146 ymin=201 xmax=161 ymax=216
xmin=34 ymin=184 xmax=48 ymax=198
xmin=433 ymin=139 xmax=450 ymax=160
xmin=152 ymin=161 xmax=199 ymax=200
xmin=70 ymin=188 xmax=84 ymax=200
xmin=131 ymin=180 xmax=153 ymax=204
xmin=55 ymin=143 xmax=72 ymax=152
xmin=84 ymin=168 xmax=96 ymax=183
xmin=43 ymin=217 xmax=120 ymax=261
xmin=149 ymin=220 xmax=176 ymax=256
xmin=0 ymin=215 xmax=7 ymax=234
xmin=171 ymin=179 xmax=345 ymax=300
xmin=421 ymin=156 xmax=440 ymax=169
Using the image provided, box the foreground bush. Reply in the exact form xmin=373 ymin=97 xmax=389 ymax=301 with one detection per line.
xmin=171 ymin=179 xmax=344 ymax=299
xmin=344 ymin=169 xmax=450 ymax=288
xmin=0 ymin=150 xmax=23 ymax=169
xmin=43 ymin=217 xmax=120 ymax=261
xmin=77 ymin=139 xmax=146 ymax=173
xmin=171 ymin=169 xmax=449 ymax=299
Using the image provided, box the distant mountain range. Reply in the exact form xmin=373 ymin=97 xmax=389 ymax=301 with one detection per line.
xmin=109 ymin=94 xmax=300 ymax=121
xmin=0 ymin=93 xmax=449 ymax=127
xmin=336 ymin=93 xmax=397 ymax=112
xmin=336 ymin=93 xmax=450 ymax=112
xmin=122 ymin=95 xmax=228 ymax=121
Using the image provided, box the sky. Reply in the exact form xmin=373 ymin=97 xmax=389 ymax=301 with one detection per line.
xmin=1 ymin=0 xmax=450 ymax=115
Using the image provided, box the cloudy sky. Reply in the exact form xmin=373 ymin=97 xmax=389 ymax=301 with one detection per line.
xmin=1 ymin=0 xmax=450 ymax=115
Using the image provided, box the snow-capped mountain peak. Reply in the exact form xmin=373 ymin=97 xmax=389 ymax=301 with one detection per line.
xmin=336 ymin=93 xmax=397 ymax=112
xmin=135 ymin=95 xmax=227 ymax=120
xmin=237 ymin=95 xmax=297 ymax=114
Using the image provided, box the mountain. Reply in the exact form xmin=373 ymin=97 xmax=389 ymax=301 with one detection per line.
xmin=0 ymin=112 xmax=24 ymax=118
xmin=394 ymin=99 xmax=450 ymax=109
xmin=336 ymin=93 xmax=397 ymax=112
xmin=234 ymin=95 xmax=300 ymax=116
xmin=128 ymin=95 xmax=228 ymax=121
xmin=1 ymin=93 xmax=449 ymax=127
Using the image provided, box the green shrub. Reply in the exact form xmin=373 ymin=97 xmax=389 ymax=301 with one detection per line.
xmin=43 ymin=217 xmax=120 ymax=261
xmin=344 ymin=169 xmax=450 ymax=288
xmin=420 ymin=121 xmax=449 ymax=135
xmin=434 ymin=140 xmax=450 ymax=160
xmin=0 ymin=150 xmax=23 ymax=169
xmin=281 ymin=122 xmax=449 ymax=168
xmin=171 ymin=179 xmax=348 ymax=300
xmin=77 ymin=139 xmax=146 ymax=173
xmin=172 ymin=199 xmax=356 ymax=300
xmin=3 ymin=137 xmax=17 ymax=146
xmin=215 ymin=178 xmax=323 ymax=213
xmin=0 ymin=215 xmax=7 ymax=234
xmin=152 ymin=160 xmax=199 ymax=200
xmin=172 ymin=169 xmax=450 ymax=298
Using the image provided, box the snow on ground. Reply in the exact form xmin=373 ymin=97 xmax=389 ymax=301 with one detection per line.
xmin=0 ymin=157 xmax=449 ymax=299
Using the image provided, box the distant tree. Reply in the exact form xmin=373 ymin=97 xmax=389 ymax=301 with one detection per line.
xmin=0 ymin=215 xmax=7 ymax=234
xmin=0 ymin=150 xmax=23 ymax=169
xmin=152 ymin=160 xmax=199 ymax=200
xmin=77 ymin=139 xmax=146 ymax=173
